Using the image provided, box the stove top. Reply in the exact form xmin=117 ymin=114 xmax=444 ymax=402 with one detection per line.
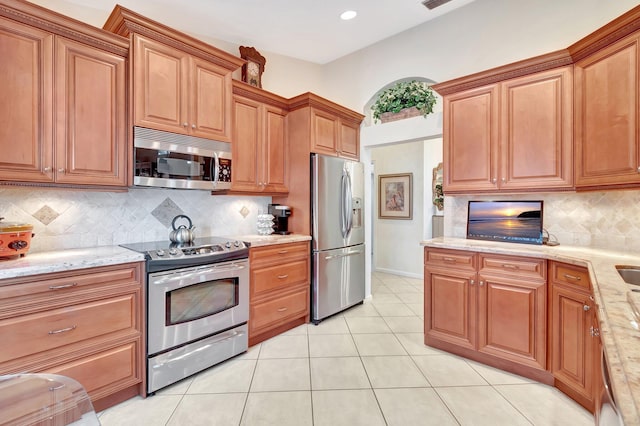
xmin=120 ymin=236 xmax=249 ymax=272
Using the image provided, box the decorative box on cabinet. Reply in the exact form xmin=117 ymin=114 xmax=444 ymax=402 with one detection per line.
xmin=549 ymin=261 xmax=600 ymax=412
xmin=0 ymin=262 xmax=145 ymax=412
xmin=0 ymin=2 xmax=128 ymax=187
xmin=424 ymin=247 xmax=551 ymax=383
xmin=103 ymin=5 xmax=244 ymax=142
xmin=434 ymin=59 xmax=573 ymax=194
xmin=231 ymin=81 xmax=288 ymax=193
xmin=249 ymin=242 xmax=310 ymax=346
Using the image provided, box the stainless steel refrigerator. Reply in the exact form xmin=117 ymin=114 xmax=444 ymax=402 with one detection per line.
xmin=311 ymin=153 xmax=365 ymax=323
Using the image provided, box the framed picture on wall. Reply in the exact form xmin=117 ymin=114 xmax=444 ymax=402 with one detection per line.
xmin=378 ymin=173 xmax=413 ymax=219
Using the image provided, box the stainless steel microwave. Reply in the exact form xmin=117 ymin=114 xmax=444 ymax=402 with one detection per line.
xmin=132 ymin=127 xmax=231 ymax=191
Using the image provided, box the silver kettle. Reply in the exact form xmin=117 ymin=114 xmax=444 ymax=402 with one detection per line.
xmin=169 ymin=215 xmax=196 ymax=244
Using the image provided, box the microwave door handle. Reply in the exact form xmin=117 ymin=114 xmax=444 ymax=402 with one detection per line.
xmin=212 ymin=152 xmax=220 ymax=188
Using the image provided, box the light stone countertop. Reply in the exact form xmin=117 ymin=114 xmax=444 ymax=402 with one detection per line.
xmin=422 ymin=237 xmax=640 ymax=425
xmin=237 ymin=233 xmax=311 ymax=247
xmin=0 ymin=246 xmax=145 ymax=281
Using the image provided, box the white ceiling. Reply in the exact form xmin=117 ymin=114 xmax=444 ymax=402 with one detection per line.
xmin=53 ymin=0 xmax=476 ymax=64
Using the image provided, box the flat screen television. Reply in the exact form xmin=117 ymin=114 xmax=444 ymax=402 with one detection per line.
xmin=467 ymin=200 xmax=543 ymax=245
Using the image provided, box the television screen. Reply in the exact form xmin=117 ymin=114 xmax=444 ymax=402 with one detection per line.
xmin=467 ymin=201 xmax=543 ymax=245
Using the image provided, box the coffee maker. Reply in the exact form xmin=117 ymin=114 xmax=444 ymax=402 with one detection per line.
xmin=268 ymin=204 xmax=292 ymax=235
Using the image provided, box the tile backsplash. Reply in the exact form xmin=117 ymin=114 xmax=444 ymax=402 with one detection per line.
xmin=444 ymin=190 xmax=640 ymax=252
xmin=0 ymin=187 xmax=271 ymax=252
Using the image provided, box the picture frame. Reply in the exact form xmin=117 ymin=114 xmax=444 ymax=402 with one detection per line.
xmin=378 ymin=173 xmax=413 ymax=219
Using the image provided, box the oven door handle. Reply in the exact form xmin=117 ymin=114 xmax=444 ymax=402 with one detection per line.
xmin=151 ymin=263 xmax=247 ymax=284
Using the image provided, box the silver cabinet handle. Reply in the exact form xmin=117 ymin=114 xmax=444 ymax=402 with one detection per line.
xmin=479 ymin=280 xmax=485 ymax=286
xmin=470 ymin=279 xmax=475 ymax=286
xmin=48 ymin=325 xmax=76 ymax=335
xmin=183 ymin=122 xmax=189 ymax=127
xmin=492 ymin=178 xmax=497 ymax=184
xmin=278 ymin=250 xmax=288 ymax=254
xmin=58 ymin=168 xmax=65 ymax=173
xmin=442 ymin=257 xmax=456 ymax=263
xmin=277 ymin=307 xmax=288 ymax=312
xmin=191 ymin=124 xmax=196 ymax=129
xmin=49 ymin=283 xmax=77 ymax=290
xmin=564 ymin=273 xmax=581 ymax=281
xmin=583 ymin=304 xmax=591 ymax=311
xmin=43 ymin=166 xmax=51 ymax=172
xmin=501 ymin=178 xmax=506 ymax=183
xmin=277 ymin=274 xmax=289 ymax=279
xmin=502 ymin=264 xmax=518 ymax=270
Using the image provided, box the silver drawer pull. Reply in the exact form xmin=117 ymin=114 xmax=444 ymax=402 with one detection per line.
xmin=502 ymin=264 xmax=518 ymax=270
xmin=442 ymin=257 xmax=456 ymax=263
xmin=278 ymin=250 xmax=288 ymax=254
xmin=277 ymin=307 xmax=288 ymax=312
xmin=48 ymin=325 xmax=76 ymax=335
xmin=564 ymin=273 xmax=581 ymax=281
xmin=277 ymin=274 xmax=289 ymax=279
xmin=48 ymin=283 xmax=78 ymax=290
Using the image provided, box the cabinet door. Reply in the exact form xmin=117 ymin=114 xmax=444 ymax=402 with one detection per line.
xmin=500 ymin=67 xmax=573 ymax=190
xmin=231 ymin=96 xmax=260 ymax=191
xmin=0 ymin=18 xmax=53 ymax=182
xmin=424 ymin=267 xmax=476 ymax=350
xmin=133 ymin=35 xmax=188 ymax=134
xmin=262 ymin=105 xmax=288 ymax=192
xmin=310 ymin=108 xmax=339 ymax=156
xmin=551 ymin=284 xmax=597 ymax=409
xmin=339 ymin=120 xmax=359 ymax=159
xmin=477 ymin=275 xmax=546 ymax=370
xmin=190 ymin=57 xmax=231 ymax=141
xmin=575 ymin=33 xmax=640 ymax=187
xmin=443 ymin=84 xmax=499 ymax=192
xmin=55 ymin=37 xmax=127 ymax=186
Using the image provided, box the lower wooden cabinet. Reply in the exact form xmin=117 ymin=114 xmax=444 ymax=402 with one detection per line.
xmin=424 ymin=248 xmax=550 ymax=382
xmin=0 ymin=263 xmax=145 ymax=412
xmin=249 ymin=241 xmax=310 ymax=346
xmin=550 ymin=261 xmax=600 ymax=412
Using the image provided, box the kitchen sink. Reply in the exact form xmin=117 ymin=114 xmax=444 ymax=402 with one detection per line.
xmin=616 ymin=265 xmax=640 ymax=286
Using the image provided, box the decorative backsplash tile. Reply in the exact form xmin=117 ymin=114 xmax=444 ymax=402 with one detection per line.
xmin=32 ymin=205 xmax=60 ymax=225
xmin=0 ymin=187 xmax=271 ymax=253
xmin=444 ymin=190 xmax=640 ymax=252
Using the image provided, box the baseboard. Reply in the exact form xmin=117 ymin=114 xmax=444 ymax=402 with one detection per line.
xmin=374 ymin=267 xmax=423 ymax=280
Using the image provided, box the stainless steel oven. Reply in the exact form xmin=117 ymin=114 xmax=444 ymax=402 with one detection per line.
xmin=121 ymin=237 xmax=249 ymax=394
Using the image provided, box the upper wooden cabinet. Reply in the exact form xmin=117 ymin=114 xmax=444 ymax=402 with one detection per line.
xmin=437 ymin=62 xmax=573 ymax=193
xmin=0 ymin=3 xmax=128 ymax=187
xmin=574 ymin=33 xmax=640 ymax=189
xmin=231 ymin=81 xmax=288 ymax=193
xmin=288 ymin=93 xmax=364 ymax=160
xmin=103 ymin=5 xmax=244 ymax=142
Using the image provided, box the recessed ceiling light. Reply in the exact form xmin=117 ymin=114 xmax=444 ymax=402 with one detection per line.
xmin=340 ymin=10 xmax=357 ymax=20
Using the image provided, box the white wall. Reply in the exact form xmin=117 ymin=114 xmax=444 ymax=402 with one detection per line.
xmin=371 ymin=141 xmax=424 ymax=278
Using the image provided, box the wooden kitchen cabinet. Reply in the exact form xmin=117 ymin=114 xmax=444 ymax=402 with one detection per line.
xmin=288 ymin=93 xmax=364 ymax=161
xmin=550 ymin=261 xmax=600 ymax=412
xmin=249 ymin=241 xmax=310 ymax=346
xmin=104 ymin=5 xmax=244 ymax=141
xmin=231 ymin=81 xmax=288 ymax=193
xmin=132 ymin=35 xmax=233 ymax=141
xmin=0 ymin=5 xmax=128 ymax=187
xmin=437 ymin=64 xmax=573 ymax=193
xmin=0 ymin=262 xmax=145 ymax=412
xmin=425 ymin=248 xmax=550 ymax=381
xmin=574 ymin=33 xmax=640 ymax=189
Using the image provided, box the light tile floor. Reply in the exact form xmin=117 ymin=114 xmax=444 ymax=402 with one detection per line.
xmin=98 ymin=272 xmax=594 ymax=425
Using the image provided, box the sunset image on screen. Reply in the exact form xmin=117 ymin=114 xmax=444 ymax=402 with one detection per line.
xmin=467 ymin=201 xmax=542 ymax=244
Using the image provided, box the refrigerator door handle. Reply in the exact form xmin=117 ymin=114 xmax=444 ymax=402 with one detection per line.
xmin=345 ymin=170 xmax=353 ymax=235
xmin=340 ymin=169 xmax=353 ymax=239
xmin=324 ymin=249 xmax=363 ymax=260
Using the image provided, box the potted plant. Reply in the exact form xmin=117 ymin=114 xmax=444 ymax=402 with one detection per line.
xmin=372 ymin=80 xmax=437 ymax=124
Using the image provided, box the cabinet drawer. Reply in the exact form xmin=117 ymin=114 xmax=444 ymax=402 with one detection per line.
xmin=0 ymin=263 xmax=142 ymax=301
xmin=47 ymin=341 xmax=140 ymax=398
xmin=0 ymin=294 xmax=136 ymax=363
xmin=551 ymin=262 xmax=591 ymax=290
xmin=252 ymin=259 xmax=308 ymax=295
xmin=250 ymin=287 xmax=309 ymax=332
xmin=250 ymin=242 xmax=309 ymax=267
xmin=424 ymin=248 xmax=476 ymax=271
xmin=479 ymin=255 xmax=546 ymax=280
